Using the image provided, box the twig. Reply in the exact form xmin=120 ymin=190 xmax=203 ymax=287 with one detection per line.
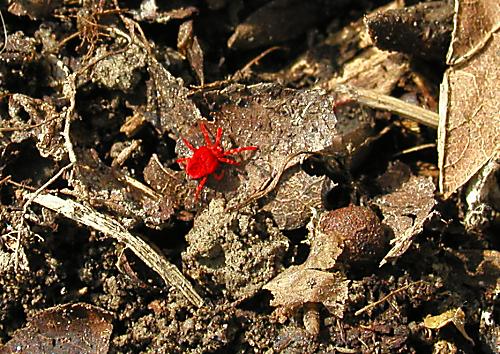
xmin=0 ymin=175 xmax=11 ymax=186
xmin=336 ymin=85 xmax=439 ymax=128
xmin=0 ymin=10 xmax=7 ymax=55
xmin=29 ymin=193 xmax=205 ymax=308
xmin=355 ymin=280 xmax=424 ymax=316
xmin=13 ymin=162 xmax=74 ymax=270
xmin=0 ymin=116 xmax=61 ymax=132
xmin=393 ymin=143 xmax=436 ymax=157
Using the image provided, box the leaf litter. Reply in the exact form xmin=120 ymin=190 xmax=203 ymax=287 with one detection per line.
xmin=0 ymin=0 xmax=498 ymax=352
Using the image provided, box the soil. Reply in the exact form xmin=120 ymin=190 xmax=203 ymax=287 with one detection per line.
xmin=0 ymin=1 xmax=498 ymax=354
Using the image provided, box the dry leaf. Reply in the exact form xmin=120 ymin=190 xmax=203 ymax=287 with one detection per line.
xmin=263 ymin=266 xmax=349 ymax=320
xmin=71 ymin=153 xmax=174 ymax=228
xmin=446 ymin=0 xmax=500 ymax=64
xmin=196 ymin=83 xmax=373 ymax=229
xmin=423 ymin=308 xmax=474 ymax=345
xmin=0 ymin=303 xmax=113 ymax=354
xmin=438 ymin=0 xmax=500 ymax=198
xmin=374 ymin=175 xmax=436 ymax=266
xmin=178 ymin=20 xmax=205 ymax=85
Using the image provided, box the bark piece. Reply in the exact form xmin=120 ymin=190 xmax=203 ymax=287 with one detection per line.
xmin=366 ymin=1 xmax=453 ymax=60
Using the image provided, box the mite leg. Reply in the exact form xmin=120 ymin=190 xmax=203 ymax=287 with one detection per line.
xmin=199 ymin=122 xmax=213 ymax=147
xmin=194 ymin=176 xmax=208 ymax=200
xmin=223 ymin=146 xmax=258 ymax=156
xmin=218 ymin=157 xmax=239 ymax=165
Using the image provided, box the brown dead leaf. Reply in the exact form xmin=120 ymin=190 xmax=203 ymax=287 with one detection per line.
xmin=0 ymin=303 xmax=113 ymax=354
xmin=145 ymin=55 xmax=203 ymax=136
xmin=438 ymin=0 xmax=500 ymax=198
xmin=374 ymin=175 xmax=436 ymax=266
xmin=178 ymin=20 xmax=205 ymax=85
xmin=143 ymin=154 xmax=185 ymax=213
xmin=423 ymin=308 xmax=474 ymax=345
xmin=446 ymin=0 xmax=500 ymax=64
xmin=194 ymin=83 xmax=373 ymax=229
xmin=71 ymin=153 xmax=175 ymax=228
xmin=263 ymin=266 xmax=349 ymax=321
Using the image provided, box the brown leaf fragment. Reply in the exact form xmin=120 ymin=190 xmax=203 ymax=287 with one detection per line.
xmin=374 ymin=175 xmax=436 ymax=266
xmin=198 ymin=83 xmax=374 ymax=229
xmin=423 ymin=308 xmax=475 ymax=345
xmin=438 ymin=31 xmax=500 ymax=198
xmin=71 ymin=153 xmax=175 ymax=228
xmin=263 ymin=267 xmax=349 ymax=320
xmin=447 ymin=0 xmax=500 ymax=64
xmin=178 ymin=20 xmax=205 ymax=85
xmin=227 ymin=0 xmax=328 ymax=50
xmin=0 ymin=303 xmax=113 ymax=354
xmin=145 ymin=58 xmax=203 ymax=135
xmin=143 ymin=155 xmax=185 ymax=215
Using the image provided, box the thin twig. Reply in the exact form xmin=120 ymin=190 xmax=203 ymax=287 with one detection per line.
xmin=393 ymin=143 xmax=436 ymax=157
xmin=29 ymin=193 xmax=205 ymax=308
xmin=355 ymin=280 xmax=424 ymax=316
xmin=0 ymin=10 xmax=7 ymax=55
xmin=336 ymin=85 xmax=439 ymax=128
xmin=13 ymin=162 xmax=75 ymax=270
xmin=0 ymin=115 xmax=61 ymax=132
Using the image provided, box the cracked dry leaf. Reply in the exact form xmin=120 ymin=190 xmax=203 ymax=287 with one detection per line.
xmin=0 ymin=303 xmax=113 ymax=354
xmin=374 ymin=175 xmax=436 ymax=266
xmin=446 ymin=0 xmax=500 ymax=64
xmin=145 ymin=55 xmax=203 ymax=136
xmin=194 ymin=83 xmax=373 ymax=229
xmin=263 ymin=267 xmax=349 ymax=321
xmin=178 ymin=20 xmax=205 ymax=85
xmin=423 ymin=308 xmax=474 ymax=345
xmin=438 ymin=0 xmax=500 ymax=198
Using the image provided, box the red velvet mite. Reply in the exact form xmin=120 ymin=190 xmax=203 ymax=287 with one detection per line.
xmin=177 ymin=122 xmax=258 ymax=200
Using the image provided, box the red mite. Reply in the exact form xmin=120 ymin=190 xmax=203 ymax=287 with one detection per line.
xmin=177 ymin=122 xmax=258 ymax=200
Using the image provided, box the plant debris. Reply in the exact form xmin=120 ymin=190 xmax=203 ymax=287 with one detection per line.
xmin=0 ymin=1 xmax=498 ymax=352
xmin=423 ymin=308 xmax=475 ymax=345
xmin=374 ymin=174 xmax=436 ymax=266
xmin=0 ymin=303 xmax=113 ymax=354
xmin=438 ymin=0 xmax=500 ymax=198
